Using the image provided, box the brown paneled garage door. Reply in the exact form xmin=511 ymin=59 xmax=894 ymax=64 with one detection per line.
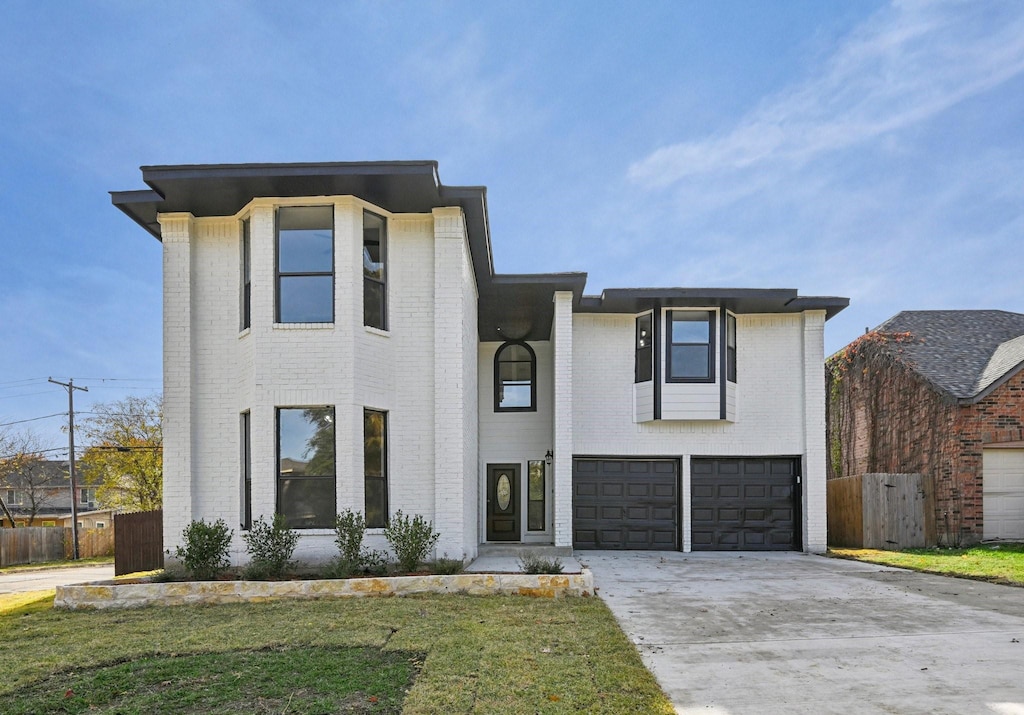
xmin=691 ymin=457 xmax=800 ymax=551
xmin=573 ymin=458 xmax=678 ymax=549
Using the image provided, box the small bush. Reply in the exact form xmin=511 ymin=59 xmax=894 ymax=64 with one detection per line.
xmin=384 ymin=510 xmax=440 ymax=573
xmin=518 ymin=552 xmax=564 ymax=574
xmin=333 ymin=509 xmax=366 ymax=567
xmin=242 ymin=514 xmax=299 ymax=580
xmin=174 ymin=519 xmax=233 ymax=581
xmin=429 ymin=554 xmax=465 ymax=575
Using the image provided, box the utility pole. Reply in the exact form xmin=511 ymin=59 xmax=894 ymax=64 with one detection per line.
xmin=49 ymin=377 xmax=88 ymax=560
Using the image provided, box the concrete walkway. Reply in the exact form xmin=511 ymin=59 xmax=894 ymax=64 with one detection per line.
xmin=580 ymin=550 xmax=1024 ymax=715
xmin=0 ymin=564 xmax=115 ymax=594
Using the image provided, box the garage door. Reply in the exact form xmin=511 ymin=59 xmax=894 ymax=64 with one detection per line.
xmin=983 ymin=448 xmax=1024 ymax=541
xmin=573 ymin=458 xmax=678 ymax=549
xmin=691 ymin=457 xmax=800 ymax=551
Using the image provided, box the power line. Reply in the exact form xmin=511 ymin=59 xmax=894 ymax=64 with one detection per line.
xmin=0 ymin=447 xmax=67 ymax=460
xmin=0 ymin=377 xmax=49 ymax=388
xmin=0 ymin=413 xmax=65 ymax=428
xmin=0 ymin=390 xmax=57 ymax=401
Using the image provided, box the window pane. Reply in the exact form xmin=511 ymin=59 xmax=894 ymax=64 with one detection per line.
xmin=499 ymin=361 xmax=532 ymax=382
xmin=499 ymin=384 xmax=532 ymax=408
xmin=671 ymin=345 xmax=710 ymax=379
xmin=671 ymin=313 xmax=710 ymax=343
xmin=500 ymin=344 xmax=531 ymax=362
xmin=636 ymin=314 xmax=652 ymax=349
xmin=365 ymin=478 xmax=386 ymax=528
xmin=279 ymin=205 xmax=334 ymax=231
xmin=279 ymin=275 xmax=333 ymax=323
xmin=636 ymin=345 xmax=653 ymax=382
xmin=278 ymin=228 xmax=333 ymax=273
xmin=279 ymin=408 xmax=335 ymax=476
xmin=279 ymin=477 xmax=335 ymax=529
xmin=364 ymin=279 xmax=385 ymax=330
xmin=364 ymin=410 xmax=385 ymax=477
xmin=528 ymin=460 xmax=545 ymax=531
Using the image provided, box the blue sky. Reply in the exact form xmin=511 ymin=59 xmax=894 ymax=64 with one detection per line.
xmin=2 ymin=0 xmax=1022 ymax=455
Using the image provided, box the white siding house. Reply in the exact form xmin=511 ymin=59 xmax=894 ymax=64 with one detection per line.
xmin=113 ymin=162 xmax=847 ymax=564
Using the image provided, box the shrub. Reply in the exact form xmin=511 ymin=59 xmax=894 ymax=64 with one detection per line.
xmin=384 ymin=510 xmax=439 ymax=573
xmin=174 ymin=519 xmax=233 ymax=581
xmin=333 ymin=509 xmax=366 ymax=567
xmin=242 ymin=514 xmax=299 ymax=580
xmin=429 ymin=554 xmax=466 ymax=575
xmin=518 ymin=552 xmax=564 ymax=574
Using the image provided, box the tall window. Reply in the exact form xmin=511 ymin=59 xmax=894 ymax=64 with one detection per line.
xmin=727 ymin=314 xmax=737 ymax=383
xmin=363 ymin=211 xmax=387 ymax=330
xmin=635 ymin=313 xmax=653 ymax=383
xmin=364 ymin=409 xmax=388 ymax=528
xmin=277 ymin=407 xmax=336 ymax=528
xmin=241 ymin=411 xmax=251 ymax=530
xmin=241 ymin=218 xmax=251 ymax=330
xmin=494 ymin=341 xmax=536 ymax=411
xmin=276 ymin=206 xmax=334 ymax=323
xmin=527 ymin=460 xmax=545 ymax=531
xmin=667 ymin=311 xmax=715 ymax=382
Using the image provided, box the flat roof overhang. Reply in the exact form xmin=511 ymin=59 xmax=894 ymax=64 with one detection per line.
xmin=578 ymin=288 xmax=849 ymax=320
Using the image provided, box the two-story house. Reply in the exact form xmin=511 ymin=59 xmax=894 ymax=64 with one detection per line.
xmin=113 ymin=161 xmax=848 ymax=564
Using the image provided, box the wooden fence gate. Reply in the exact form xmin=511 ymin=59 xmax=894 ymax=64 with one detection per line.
xmin=827 ymin=473 xmax=935 ymax=549
xmin=114 ymin=510 xmax=164 ymax=576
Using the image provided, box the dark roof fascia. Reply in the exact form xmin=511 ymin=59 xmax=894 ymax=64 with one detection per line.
xmin=578 ymin=288 xmax=848 ymax=320
xmin=110 ymin=189 xmax=164 ymax=239
xmin=138 ymin=160 xmax=439 ymax=182
xmin=957 ymin=357 xmax=1024 ymax=405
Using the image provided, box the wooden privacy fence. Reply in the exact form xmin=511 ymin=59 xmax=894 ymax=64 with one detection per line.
xmin=827 ymin=473 xmax=936 ymax=549
xmin=65 ymin=527 xmax=116 ymax=559
xmin=0 ymin=527 xmax=66 ymax=567
xmin=0 ymin=526 xmax=117 ymax=567
xmin=114 ymin=509 xmax=164 ymax=576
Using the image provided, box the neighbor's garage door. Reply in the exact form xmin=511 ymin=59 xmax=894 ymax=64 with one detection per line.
xmin=691 ymin=458 xmax=800 ymax=551
xmin=573 ymin=458 xmax=678 ymax=550
xmin=983 ymin=448 xmax=1024 ymax=541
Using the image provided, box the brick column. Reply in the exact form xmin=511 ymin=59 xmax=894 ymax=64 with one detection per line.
xmin=432 ymin=207 xmax=468 ymax=557
xmin=552 ymin=291 xmax=574 ymax=548
xmin=802 ymin=310 xmax=827 ymax=552
xmin=159 ymin=213 xmax=195 ymax=555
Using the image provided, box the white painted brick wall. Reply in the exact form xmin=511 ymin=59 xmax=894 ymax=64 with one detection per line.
xmin=162 ymin=199 xmax=456 ymax=565
xmin=571 ymin=310 xmax=823 ymax=552
xmin=552 ymin=292 xmax=574 ymax=548
xmin=478 ymin=340 xmax=554 ymax=543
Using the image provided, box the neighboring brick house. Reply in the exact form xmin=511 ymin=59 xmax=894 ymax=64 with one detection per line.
xmin=113 ymin=161 xmax=848 ymax=564
xmin=827 ymin=310 xmax=1024 ymax=545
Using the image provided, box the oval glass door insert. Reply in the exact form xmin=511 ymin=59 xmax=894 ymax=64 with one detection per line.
xmin=496 ymin=473 xmax=511 ymax=510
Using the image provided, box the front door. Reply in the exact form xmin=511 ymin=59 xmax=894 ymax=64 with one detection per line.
xmin=486 ymin=464 xmax=520 ymax=541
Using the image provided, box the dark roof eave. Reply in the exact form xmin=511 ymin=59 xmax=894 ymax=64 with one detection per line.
xmin=578 ymin=288 xmax=849 ymax=320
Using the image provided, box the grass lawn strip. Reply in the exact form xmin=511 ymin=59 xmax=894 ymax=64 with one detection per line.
xmin=1 ymin=646 xmax=414 ymax=714
xmin=0 ymin=594 xmax=674 ymax=714
xmin=829 ymin=544 xmax=1024 ymax=586
xmin=0 ymin=556 xmax=114 ymax=575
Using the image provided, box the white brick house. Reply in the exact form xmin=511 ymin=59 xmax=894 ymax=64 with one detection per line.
xmin=113 ymin=162 xmax=848 ymax=563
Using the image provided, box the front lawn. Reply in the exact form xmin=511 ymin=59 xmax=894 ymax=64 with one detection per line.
xmin=830 ymin=543 xmax=1024 ymax=585
xmin=0 ymin=594 xmax=674 ymax=714
xmin=0 ymin=555 xmax=114 ymax=574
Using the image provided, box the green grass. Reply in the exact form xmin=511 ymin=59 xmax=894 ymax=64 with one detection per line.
xmin=0 ymin=594 xmax=674 ymax=714
xmin=830 ymin=543 xmax=1024 ymax=585
xmin=0 ymin=555 xmax=114 ymax=574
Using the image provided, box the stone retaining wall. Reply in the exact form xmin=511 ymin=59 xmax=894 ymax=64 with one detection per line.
xmin=55 ymin=570 xmax=594 ymax=609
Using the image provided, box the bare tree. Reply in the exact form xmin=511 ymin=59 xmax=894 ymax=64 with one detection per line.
xmin=0 ymin=428 xmax=60 ymax=525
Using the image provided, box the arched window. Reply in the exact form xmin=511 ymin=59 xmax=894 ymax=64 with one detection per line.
xmin=494 ymin=341 xmax=536 ymax=411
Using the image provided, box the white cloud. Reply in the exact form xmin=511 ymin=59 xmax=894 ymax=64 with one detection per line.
xmin=628 ymin=0 xmax=1024 ymax=188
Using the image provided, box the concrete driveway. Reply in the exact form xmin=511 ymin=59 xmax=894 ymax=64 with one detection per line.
xmin=581 ymin=551 xmax=1024 ymax=715
xmin=0 ymin=564 xmax=114 ymax=595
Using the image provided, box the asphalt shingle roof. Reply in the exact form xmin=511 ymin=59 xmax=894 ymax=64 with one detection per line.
xmin=874 ymin=310 xmax=1024 ymax=401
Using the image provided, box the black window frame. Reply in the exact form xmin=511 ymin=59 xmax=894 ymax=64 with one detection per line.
xmin=241 ymin=217 xmax=251 ymax=331
xmin=527 ymin=459 xmax=546 ymax=531
xmin=635 ymin=312 xmax=654 ymax=383
xmin=241 ymin=410 xmax=251 ymax=530
xmin=275 ymin=206 xmax=335 ymax=324
xmin=276 ymin=406 xmax=336 ymax=529
xmin=666 ymin=310 xmax=716 ymax=383
xmin=494 ymin=340 xmax=537 ymax=412
xmin=363 ymin=408 xmax=388 ymax=528
xmin=727 ymin=313 xmax=737 ymax=383
xmin=363 ymin=210 xmax=387 ymax=331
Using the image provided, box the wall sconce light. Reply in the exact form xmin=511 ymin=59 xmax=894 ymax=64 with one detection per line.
xmin=545 ymin=449 xmax=553 ymax=465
